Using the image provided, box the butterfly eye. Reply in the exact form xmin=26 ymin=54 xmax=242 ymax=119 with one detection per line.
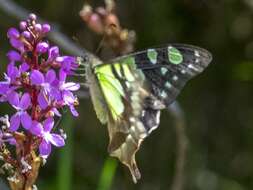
xmin=77 ymin=56 xmax=88 ymax=67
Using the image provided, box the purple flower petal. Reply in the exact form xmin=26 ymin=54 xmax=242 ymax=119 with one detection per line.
xmin=59 ymin=69 xmax=66 ymax=82
xmin=7 ymin=50 xmax=21 ymax=62
xmin=39 ymin=140 xmax=52 ymax=156
xmin=70 ymin=105 xmax=79 ymax=117
xmin=8 ymin=91 xmax=19 ymax=108
xmin=62 ymin=82 xmax=80 ymax=91
xmin=31 ymin=70 xmax=44 ymax=85
xmin=20 ymin=112 xmax=32 ymax=129
xmin=38 ymin=91 xmax=49 ymax=109
xmin=7 ymin=63 xmax=19 ymax=81
xmin=59 ymin=56 xmax=78 ymax=73
xmin=50 ymin=88 xmax=61 ymax=101
xmin=20 ymin=62 xmax=29 ymax=72
xmin=49 ymin=134 xmax=65 ymax=147
xmin=30 ymin=121 xmax=43 ymax=136
xmin=20 ymin=93 xmax=31 ymax=110
xmin=9 ymin=114 xmax=20 ymax=132
xmin=52 ymin=108 xmax=61 ymax=117
xmin=0 ymin=83 xmax=10 ymax=95
xmin=43 ymin=117 xmax=54 ymax=132
xmin=10 ymin=38 xmax=24 ymax=51
xmin=63 ymin=91 xmax=75 ymax=104
xmin=45 ymin=69 xmax=56 ymax=84
xmin=48 ymin=46 xmax=59 ymax=60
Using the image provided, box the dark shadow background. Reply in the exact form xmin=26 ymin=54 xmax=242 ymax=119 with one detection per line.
xmin=0 ymin=0 xmax=253 ymax=190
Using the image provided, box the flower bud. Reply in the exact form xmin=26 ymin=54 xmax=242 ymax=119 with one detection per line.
xmin=42 ymin=24 xmax=51 ymax=33
xmin=19 ymin=21 xmax=27 ymax=30
xmin=35 ymin=24 xmax=42 ymax=32
xmin=29 ymin=13 xmax=37 ymax=21
xmin=7 ymin=28 xmax=20 ymax=39
xmin=36 ymin=42 xmax=49 ymax=53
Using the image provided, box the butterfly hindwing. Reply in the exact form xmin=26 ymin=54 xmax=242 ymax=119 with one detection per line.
xmin=94 ymin=58 xmax=150 ymax=182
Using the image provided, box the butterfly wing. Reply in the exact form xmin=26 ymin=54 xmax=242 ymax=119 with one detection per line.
xmin=111 ymin=44 xmax=212 ymax=107
xmin=92 ymin=44 xmax=212 ymax=182
xmin=94 ymin=58 xmax=150 ymax=182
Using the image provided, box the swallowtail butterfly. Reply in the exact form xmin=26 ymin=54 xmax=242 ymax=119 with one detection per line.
xmin=79 ymin=44 xmax=212 ymax=182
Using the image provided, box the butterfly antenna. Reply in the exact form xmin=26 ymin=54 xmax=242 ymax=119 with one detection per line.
xmin=54 ymin=108 xmax=68 ymax=129
xmin=95 ymin=33 xmax=106 ymax=55
xmin=54 ymin=116 xmax=63 ymax=129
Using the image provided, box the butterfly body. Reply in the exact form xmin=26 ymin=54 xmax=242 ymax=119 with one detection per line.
xmin=82 ymin=44 xmax=212 ymax=182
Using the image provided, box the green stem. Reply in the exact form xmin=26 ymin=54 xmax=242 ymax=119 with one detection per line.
xmin=57 ymin=114 xmax=74 ymax=190
xmin=97 ymin=158 xmax=118 ymax=190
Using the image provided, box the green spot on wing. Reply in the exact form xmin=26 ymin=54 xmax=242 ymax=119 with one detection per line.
xmin=165 ymin=82 xmax=172 ymax=89
xmin=168 ymin=46 xmax=183 ymax=64
xmin=147 ymin=49 xmax=158 ymax=64
xmin=122 ymin=56 xmax=136 ymax=68
xmin=161 ymin=67 xmax=168 ymax=75
xmin=160 ymin=91 xmax=167 ymax=98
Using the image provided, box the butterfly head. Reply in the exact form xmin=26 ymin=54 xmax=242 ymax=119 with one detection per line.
xmin=77 ymin=52 xmax=103 ymax=69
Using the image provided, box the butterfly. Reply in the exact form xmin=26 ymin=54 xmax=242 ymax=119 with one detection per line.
xmin=79 ymin=44 xmax=212 ymax=183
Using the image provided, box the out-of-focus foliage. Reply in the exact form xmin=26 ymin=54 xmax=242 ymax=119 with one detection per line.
xmin=0 ymin=0 xmax=253 ymax=190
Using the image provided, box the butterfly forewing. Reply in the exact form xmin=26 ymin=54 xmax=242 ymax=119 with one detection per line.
xmin=110 ymin=44 xmax=212 ymax=106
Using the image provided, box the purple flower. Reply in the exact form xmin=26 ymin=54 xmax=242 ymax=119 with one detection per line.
xmin=47 ymin=46 xmax=59 ymax=62
xmin=31 ymin=69 xmax=58 ymax=109
xmin=58 ymin=69 xmax=80 ymax=116
xmin=9 ymin=92 xmax=32 ymax=131
xmin=31 ymin=70 xmax=56 ymax=93
xmin=59 ymin=69 xmax=80 ymax=92
xmin=30 ymin=118 xmax=65 ymax=157
xmin=0 ymin=63 xmax=20 ymax=102
xmin=7 ymin=63 xmax=20 ymax=82
xmin=0 ymin=13 xmax=79 ymax=163
xmin=36 ymin=42 xmax=49 ymax=53
xmin=56 ymin=56 xmax=79 ymax=75
xmin=0 ymin=130 xmax=16 ymax=146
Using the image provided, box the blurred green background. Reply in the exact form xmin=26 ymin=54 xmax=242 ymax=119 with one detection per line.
xmin=1 ymin=0 xmax=253 ymax=190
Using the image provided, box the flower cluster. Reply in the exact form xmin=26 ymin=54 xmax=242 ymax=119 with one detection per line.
xmin=79 ymin=1 xmax=136 ymax=54
xmin=0 ymin=13 xmax=79 ymax=163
